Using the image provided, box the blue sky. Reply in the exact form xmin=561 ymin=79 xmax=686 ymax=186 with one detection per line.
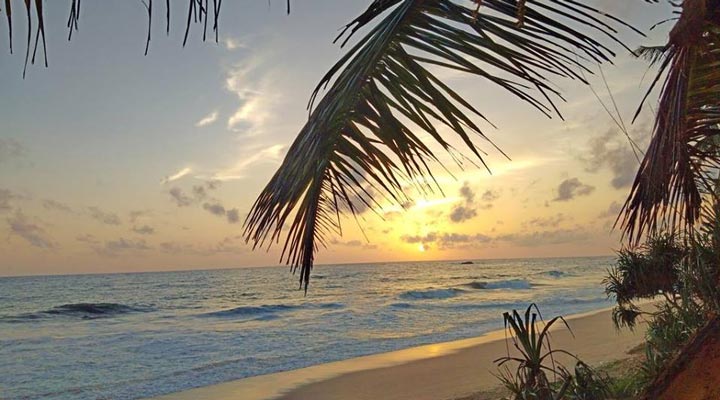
xmin=0 ymin=1 xmax=673 ymax=276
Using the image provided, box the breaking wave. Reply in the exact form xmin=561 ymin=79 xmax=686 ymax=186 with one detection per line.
xmin=463 ymin=279 xmax=532 ymax=290
xmin=398 ymin=288 xmax=465 ymax=300
xmin=201 ymin=302 xmax=345 ymax=319
xmin=2 ymin=302 xmax=153 ymax=322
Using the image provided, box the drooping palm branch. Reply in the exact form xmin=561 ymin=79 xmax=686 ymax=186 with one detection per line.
xmin=243 ymin=0 xmax=646 ymax=290
xmin=621 ymin=0 xmax=720 ymax=244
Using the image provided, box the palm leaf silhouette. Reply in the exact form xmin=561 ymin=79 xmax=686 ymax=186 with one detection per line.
xmin=243 ymin=0 xmax=644 ymax=290
xmin=621 ymin=0 xmax=720 ymax=243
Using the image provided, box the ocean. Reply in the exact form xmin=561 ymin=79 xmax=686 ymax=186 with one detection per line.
xmin=1 ymin=257 xmax=615 ymax=400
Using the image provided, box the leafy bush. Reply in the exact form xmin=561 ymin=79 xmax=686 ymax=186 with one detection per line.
xmin=604 ymin=225 xmax=720 ymax=386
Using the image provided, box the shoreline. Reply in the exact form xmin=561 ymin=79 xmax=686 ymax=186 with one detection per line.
xmin=151 ymin=304 xmax=648 ymax=400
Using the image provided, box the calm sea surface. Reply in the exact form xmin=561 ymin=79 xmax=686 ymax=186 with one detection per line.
xmin=1 ymin=257 xmax=615 ymax=399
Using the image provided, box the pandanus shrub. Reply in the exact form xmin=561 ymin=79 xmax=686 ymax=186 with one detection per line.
xmin=495 ymin=304 xmax=609 ymax=400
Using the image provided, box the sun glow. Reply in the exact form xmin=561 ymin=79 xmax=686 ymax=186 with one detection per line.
xmin=418 ymin=244 xmax=426 ymax=252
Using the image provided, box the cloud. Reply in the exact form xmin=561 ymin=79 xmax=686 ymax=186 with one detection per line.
xmin=449 ymin=205 xmax=477 ymax=223
xmin=203 ymin=202 xmax=226 ymax=216
xmin=169 ymin=180 xmax=222 ymax=207
xmin=128 ymin=210 xmax=151 ymax=223
xmin=167 ymin=182 xmax=238 ymax=224
xmin=582 ymin=129 xmax=645 ymax=189
xmin=76 ymin=234 xmax=100 ymax=244
xmin=158 ymin=236 xmax=247 ymax=255
xmin=450 ymin=182 xmax=479 ymax=223
xmin=496 ymin=227 xmax=592 ymax=247
xmin=525 ymin=213 xmax=571 ymax=229
xmin=160 ymin=241 xmax=195 ymax=254
xmin=211 ymin=144 xmax=285 ymax=181
xmin=202 ymin=202 xmax=241 ymax=224
xmin=42 ymin=199 xmax=74 ymax=213
xmin=87 ymin=207 xmax=121 ymax=225
xmin=132 ymin=225 xmax=155 ymax=235
xmin=401 ymin=231 xmax=491 ymax=250
xmin=598 ymin=201 xmax=623 ymax=219
xmin=168 ymin=187 xmax=194 ymax=207
xmin=553 ymin=178 xmax=595 ymax=202
xmin=402 ymin=225 xmax=593 ymax=249
xmin=226 ymin=208 xmax=240 ymax=224
xmin=223 ymin=37 xmax=246 ymax=50
xmin=0 ymin=138 xmax=25 ymax=164
xmin=94 ymin=238 xmax=151 ymax=256
xmin=191 ymin=180 xmax=221 ymax=200
xmin=161 ymin=167 xmax=192 ymax=184
xmin=330 ymin=238 xmax=378 ymax=250
xmin=7 ymin=211 xmax=54 ymax=248
xmin=81 ymin=236 xmax=152 ymax=256
xmin=459 ymin=182 xmax=475 ymax=203
xmin=0 ymin=188 xmax=19 ymax=212
xmin=448 ymin=183 xmax=501 ymax=223
xmin=481 ymin=189 xmax=500 ymax=202
xmin=225 ymin=58 xmax=278 ymax=134
xmin=212 ymin=236 xmax=247 ymax=254
xmin=195 ymin=111 xmax=219 ymax=128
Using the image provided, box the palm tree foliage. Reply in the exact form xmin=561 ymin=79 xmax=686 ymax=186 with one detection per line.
xmin=2 ymin=1 xmax=670 ymax=290
xmin=1 ymin=0 xmax=224 ymax=77
xmin=621 ymin=0 xmax=720 ymax=243
xmin=242 ymin=0 xmax=647 ymax=290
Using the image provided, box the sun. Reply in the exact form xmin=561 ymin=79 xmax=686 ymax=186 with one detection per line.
xmin=418 ymin=244 xmax=426 ymax=252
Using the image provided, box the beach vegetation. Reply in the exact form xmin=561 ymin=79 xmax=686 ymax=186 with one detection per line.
xmin=495 ymin=304 xmax=610 ymax=400
xmin=605 ymin=202 xmax=720 ymax=389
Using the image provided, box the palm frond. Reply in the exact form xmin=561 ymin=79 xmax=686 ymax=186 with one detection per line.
xmin=634 ymin=45 xmax=670 ymax=66
xmin=1 ymin=0 xmax=223 ymax=77
xmin=244 ymin=0 xmax=644 ymax=290
xmin=621 ymin=0 xmax=720 ymax=243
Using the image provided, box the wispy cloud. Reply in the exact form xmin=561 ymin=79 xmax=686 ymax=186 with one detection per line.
xmin=7 ymin=211 xmax=55 ymax=249
xmin=195 ymin=111 xmax=219 ymax=128
xmin=401 ymin=226 xmax=592 ymax=250
xmin=223 ymin=37 xmax=246 ymax=50
xmin=161 ymin=167 xmax=192 ymax=184
xmin=128 ymin=210 xmax=152 ymax=223
xmin=524 ymin=213 xmax=571 ymax=229
xmin=211 ymin=144 xmax=285 ymax=181
xmin=42 ymin=199 xmax=74 ymax=213
xmin=225 ymin=55 xmax=280 ymax=136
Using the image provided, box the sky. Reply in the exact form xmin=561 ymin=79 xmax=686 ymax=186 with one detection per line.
xmin=0 ymin=1 xmax=674 ymax=277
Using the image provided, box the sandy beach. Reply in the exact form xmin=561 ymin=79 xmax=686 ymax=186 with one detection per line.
xmin=152 ymin=306 xmax=647 ymax=400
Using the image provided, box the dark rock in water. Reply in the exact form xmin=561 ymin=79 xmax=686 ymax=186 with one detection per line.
xmin=460 ymin=261 xmax=474 ymax=265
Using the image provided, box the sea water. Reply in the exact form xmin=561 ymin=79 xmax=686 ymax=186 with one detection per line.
xmin=0 ymin=257 xmax=615 ymax=399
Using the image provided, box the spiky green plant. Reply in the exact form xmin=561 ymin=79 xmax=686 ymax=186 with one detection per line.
xmin=563 ymin=361 xmax=611 ymax=400
xmin=495 ymin=304 xmax=575 ymax=399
